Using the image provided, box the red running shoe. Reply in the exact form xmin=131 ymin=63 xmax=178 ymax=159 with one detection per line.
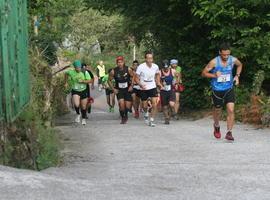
xmin=120 ymin=118 xmax=125 ymax=124
xmin=225 ymin=131 xmax=234 ymax=141
xmin=134 ymin=111 xmax=139 ymax=119
xmin=120 ymin=117 xmax=128 ymax=124
xmin=213 ymin=125 xmax=221 ymax=139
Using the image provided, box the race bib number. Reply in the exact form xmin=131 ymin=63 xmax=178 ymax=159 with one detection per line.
xmin=217 ymin=74 xmax=231 ymax=83
xmin=164 ymin=85 xmax=171 ymax=91
xmin=118 ymin=82 xmax=128 ymax=89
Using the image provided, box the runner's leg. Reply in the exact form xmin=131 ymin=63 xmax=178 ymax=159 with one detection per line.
xmin=118 ymin=99 xmax=126 ymax=124
xmin=226 ymin=103 xmax=235 ymax=131
xmin=174 ymin=92 xmax=180 ymax=117
xmin=72 ymin=94 xmax=81 ymax=123
xmin=111 ymin=92 xmax=116 ymax=112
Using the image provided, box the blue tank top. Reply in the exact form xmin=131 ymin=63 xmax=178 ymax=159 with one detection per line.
xmin=211 ymin=56 xmax=235 ymax=91
xmin=161 ymin=69 xmax=174 ymax=85
xmin=161 ymin=69 xmax=174 ymax=91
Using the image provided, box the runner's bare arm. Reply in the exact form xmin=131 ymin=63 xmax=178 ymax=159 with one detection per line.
xmin=233 ymin=59 xmax=243 ymax=86
xmin=128 ymin=68 xmax=134 ymax=91
xmin=134 ymin=72 xmax=145 ymax=89
xmin=234 ymin=59 xmax=243 ymax=77
xmin=155 ymin=72 xmax=163 ymax=88
xmin=175 ymin=71 xmax=181 ymax=84
xmin=108 ymin=69 xmax=115 ymax=91
xmin=128 ymin=68 xmax=134 ymax=86
xmin=201 ymin=59 xmax=218 ymax=78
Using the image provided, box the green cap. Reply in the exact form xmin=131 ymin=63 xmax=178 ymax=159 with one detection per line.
xmin=73 ymin=60 xmax=82 ymax=68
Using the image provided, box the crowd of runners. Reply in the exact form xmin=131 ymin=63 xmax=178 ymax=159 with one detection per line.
xmin=65 ymin=43 xmax=243 ymax=141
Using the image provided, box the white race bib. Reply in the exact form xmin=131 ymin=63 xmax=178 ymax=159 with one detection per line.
xmin=164 ymin=85 xmax=171 ymax=91
xmin=217 ymin=74 xmax=231 ymax=83
xmin=118 ymin=82 xmax=128 ymax=89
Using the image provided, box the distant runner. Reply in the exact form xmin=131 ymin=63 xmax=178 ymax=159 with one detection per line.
xmin=108 ymin=56 xmax=134 ymax=124
xmin=131 ymin=60 xmax=141 ymax=119
xmin=170 ymin=59 xmax=183 ymax=120
xmin=82 ymin=63 xmax=95 ymax=115
xmin=65 ymin=60 xmax=92 ymax=125
xmin=202 ymin=43 xmax=243 ymax=141
xmin=97 ymin=60 xmax=106 ymax=92
xmin=102 ymin=69 xmax=116 ymax=113
xmin=159 ymin=60 xmax=180 ymax=124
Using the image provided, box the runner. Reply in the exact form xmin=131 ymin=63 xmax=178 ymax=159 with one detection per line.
xmin=96 ymin=60 xmax=106 ymax=92
xmin=135 ymin=51 xmax=162 ymax=127
xmin=108 ymin=56 xmax=134 ymax=124
xmin=170 ymin=59 xmax=183 ymax=120
xmin=202 ymin=43 xmax=243 ymax=141
xmin=131 ymin=60 xmax=141 ymax=119
xmin=65 ymin=60 xmax=92 ymax=125
xmin=159 ymin=60 xmax=180 ymax=124
xmin=82 ymin=63 xmax=95 ymax=115
xmin=102 ymin=69 xmax=116 ymax=113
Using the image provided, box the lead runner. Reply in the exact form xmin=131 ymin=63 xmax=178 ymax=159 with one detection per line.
xmin=202 ymin=43 xmax=243 ymax=141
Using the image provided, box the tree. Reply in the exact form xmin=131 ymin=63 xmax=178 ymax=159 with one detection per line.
xmin=85 ymin=0 xmax=270 ymax=108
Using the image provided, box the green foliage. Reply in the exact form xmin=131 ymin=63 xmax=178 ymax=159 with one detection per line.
xmin=36 ymin=127 xmax=60 ymax=170
xmin=0 ymin=48 xmax=61 ymax=170
xmin=28 ymin=0 xmax=84 ymax=65
xmin=68 ymin=8 xmax=129 ymax=53
xmin=86 ymin=0 xmax=270 ymax=109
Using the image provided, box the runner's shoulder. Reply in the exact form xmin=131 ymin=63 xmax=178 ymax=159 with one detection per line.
xmin=208 ymin=58 xmax=217 ymax=67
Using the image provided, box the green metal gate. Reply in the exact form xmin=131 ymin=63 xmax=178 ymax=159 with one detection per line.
xmin=0 ymin=0 xmax=30 ymax=122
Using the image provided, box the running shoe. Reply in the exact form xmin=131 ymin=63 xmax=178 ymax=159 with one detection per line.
xmin=111 ymin=107 xmax=115 ymax=113
xmin=149 ymin=121 xmax=156 ymax=127
xmin=225 ymin=131 xmax=234 ymax=141
xmin=75 ymin=115 xmax=81 ymax=123
xmin=134 ymin=111 xmax=140 ymax=119
xmin=164 ymin=119 xmax=170 ymax=125
xmin=120 ymin=117 xmax=125 ymax=124
xmin=123 ymin=116 xmax=128 ymax=124
xmin=82 ymin=119 xmax=87 ymax=126
xmin=213 ymin=125 xmax=221 ymax=139
xmin=144 ymin=114 xmax=149 ymax=124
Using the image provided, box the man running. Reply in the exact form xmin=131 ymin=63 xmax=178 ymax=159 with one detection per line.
xmin=170 ymin=59 xmax=183 ymax=120
xmin=108 ymin=56 xmax=134 ymax=124
xmin=159 ymin=60 xmax=180 ymax=124
xmin=65 ymin=60 xmax=92 ymax=125
xmin=82 ymin=63 xmax=95 ymax=115
xmin=202 ymin=43 xmax=243 ymax=141
xmin=131 ymin=60 xmax=141 ymax=119
xmin=102 ymin=69 xmax=116 ymax=113
xmin=135 ymin=51 xmax=162 ymax=127
xmin=96 ymin=60 xmax=106 ymax=92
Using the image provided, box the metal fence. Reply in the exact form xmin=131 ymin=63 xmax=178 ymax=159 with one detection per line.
xmin=0 ymin=0 xmax=30 ymax=122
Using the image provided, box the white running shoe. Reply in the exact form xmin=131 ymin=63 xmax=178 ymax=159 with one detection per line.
xmin=144 ymin=113 xmax=149 ymax=124
xmin=82 ymin=119 xmax=86 ymax=126
xmin=149 ymin=118 xmax=156 ymax=127
xmin=75 ymin=115 xmax=81 ymax=123
xmin=149 ymin=121 xmax=156 ymax=127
